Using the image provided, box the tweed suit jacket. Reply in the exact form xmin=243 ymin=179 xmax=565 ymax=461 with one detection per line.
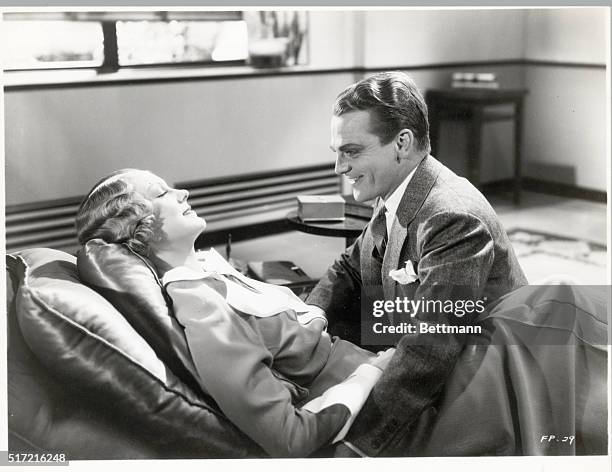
xmin=306 ymin=155 xmax=528 ymax=456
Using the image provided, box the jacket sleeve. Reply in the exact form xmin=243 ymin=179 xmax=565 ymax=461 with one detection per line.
xmin=306 ymin=230 xmax=364 ymax=326
xmin=346 ymin=210 xmax=496 ymax=455
xmin=166 ymin=278 xmax=371 ymax=457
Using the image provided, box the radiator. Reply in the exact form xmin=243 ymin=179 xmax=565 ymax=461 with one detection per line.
xmin=5 ymin=164 xmax=340 ymax=253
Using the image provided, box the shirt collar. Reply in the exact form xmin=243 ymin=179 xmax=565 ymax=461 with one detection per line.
xmin=383 ymin=165 xmax=417 ymax=216
xmin=161 ymin=248 xmax=230 ymax=286
xmin=162 ymin=265 xmax=208 ymax=286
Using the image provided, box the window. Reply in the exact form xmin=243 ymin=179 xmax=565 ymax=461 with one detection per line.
xmin=2 ymin=20 xmax=104 ymax=70
xmin=2 ymin=11 xmax=248 ymax=72
xmin=2 ymin=10 xmax=308 ymax=73
xmin=115 ymin=20 xmax=248 ymax=66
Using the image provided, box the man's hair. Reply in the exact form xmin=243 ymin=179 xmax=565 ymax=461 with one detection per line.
xmin=75 ymin=169 xmax=158 ymax=256
xmin=333 ymin=71 xmax=431 ymax=153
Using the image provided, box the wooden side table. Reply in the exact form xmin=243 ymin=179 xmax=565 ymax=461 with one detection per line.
xmin=426 ymin=88 xmax=528 ymax=205
xmin=286 ymin=210 xmax=370 ymax=248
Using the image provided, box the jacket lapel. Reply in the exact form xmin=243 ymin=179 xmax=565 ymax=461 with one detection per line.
xmin=361 ymin=198 xmax=385 ymax=288
xmin=381 ymin=155 xmax=442 ymax=300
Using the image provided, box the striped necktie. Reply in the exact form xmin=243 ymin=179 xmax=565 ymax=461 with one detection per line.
xmin=371 ymin=205 xmax=388 ymax=263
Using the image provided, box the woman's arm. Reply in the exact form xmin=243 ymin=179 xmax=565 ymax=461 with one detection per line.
xmin=166 ymin=278 xmax=377 ymax=457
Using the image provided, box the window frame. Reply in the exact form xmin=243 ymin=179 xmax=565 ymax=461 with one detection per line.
xmin=3 ymin=10 xmax=250 ymax=73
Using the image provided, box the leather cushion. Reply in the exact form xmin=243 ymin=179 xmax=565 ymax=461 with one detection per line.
xmin=7 ymin=252 xmax=158 ymax=459
xmin=76 ymin=239 xmax=203 ymax=396
xmin=12 ymin=248 xmax=262 ymax=458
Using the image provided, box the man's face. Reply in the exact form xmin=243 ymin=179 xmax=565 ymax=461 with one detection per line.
xmin=330 ymin=110 xmax=400 ymax=202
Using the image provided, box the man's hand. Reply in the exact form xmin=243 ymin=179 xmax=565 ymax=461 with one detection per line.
xmin=369 ymin=348 xmax=396 ymax=371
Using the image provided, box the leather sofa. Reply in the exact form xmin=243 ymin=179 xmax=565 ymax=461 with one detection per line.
xmin=6 ymin=244 xmax=609 ymax=458
xmin=7 ymin=245 xmax=263 ymax=459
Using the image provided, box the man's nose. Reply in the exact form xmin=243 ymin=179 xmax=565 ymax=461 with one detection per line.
xmin=335 ymin=154 xmax=351 ymax=175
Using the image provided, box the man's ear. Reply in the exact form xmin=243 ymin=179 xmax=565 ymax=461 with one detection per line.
xmin=395 ymin=129 xmax=415 ymax=157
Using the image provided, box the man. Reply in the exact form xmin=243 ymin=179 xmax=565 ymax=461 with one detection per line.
xmin=305 ymin=71 xmax=528 ymax=456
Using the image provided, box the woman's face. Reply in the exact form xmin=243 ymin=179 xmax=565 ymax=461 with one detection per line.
xmin=122 ymin=170 xmax=206 ymax=247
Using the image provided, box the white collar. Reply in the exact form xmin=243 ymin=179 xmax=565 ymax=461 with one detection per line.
xmin=383 ymin=165 xmax=418 ymax=217
xmin=161 ymin=248 xmax=235 ymax=286
xmin=160 ymin=249 xmax=311 ymax=317
xmin=162 ymin=265 xmax=209 ymax=286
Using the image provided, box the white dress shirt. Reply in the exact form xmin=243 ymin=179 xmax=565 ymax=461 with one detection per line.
xmin=382 ymin=166 xmax=418 ymax=235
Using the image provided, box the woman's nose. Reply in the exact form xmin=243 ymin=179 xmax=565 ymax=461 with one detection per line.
xmin=178 ymin=188 xmax=189 ymax=202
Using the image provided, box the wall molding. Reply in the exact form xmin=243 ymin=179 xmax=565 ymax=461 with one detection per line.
xmin=482 ymin=178 xmax=607 ymax=203
xmin=521 ymin=59 xmax=606 ymax=70
xmin=5 ymin=59 xmax=605 ymax=92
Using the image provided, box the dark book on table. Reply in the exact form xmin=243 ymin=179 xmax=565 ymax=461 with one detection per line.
xmin=247 ymin=260 xmax=316 ymax=289
xmin=342 ymin=194 xmax=374 ymax=219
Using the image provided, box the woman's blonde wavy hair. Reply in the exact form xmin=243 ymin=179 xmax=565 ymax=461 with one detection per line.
xmin=75 ymin=169 xmax=159 ymax=256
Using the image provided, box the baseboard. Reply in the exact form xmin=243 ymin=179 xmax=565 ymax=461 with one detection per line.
xmin=522 ymin=178 xmax=606 ymax=203
xmin=480 ymin=179 xmax=515 ymax=194
xmin=522 ymin=162 xmax=575 ymax=186
xmin=481 ymin=178 xmax=607 ymax=203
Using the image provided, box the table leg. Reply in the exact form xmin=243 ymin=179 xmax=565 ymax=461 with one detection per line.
xmin=468 ymin=107 xmax=483 ymax=189
xmin=514 ymin=100 xmax=523 ymax=205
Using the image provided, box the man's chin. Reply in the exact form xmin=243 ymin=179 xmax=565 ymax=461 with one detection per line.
xmin=352 ymin=188 xmax=372 ymax=203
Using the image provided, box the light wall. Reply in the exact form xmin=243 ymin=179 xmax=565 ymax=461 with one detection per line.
xmin=361 ymin=9 xmax=525 ymax=67
xmin=309 ymin=10 xmax=361 ymax=68
xmin=4 ymin=9 xmax=608 ymax=206
xmin=4 ymin=11 xmax=356 ymax=206
xmin=4 ymin=74 xmax=353 ymax=205
xmin=525 ymin=8 xmax=608 ymax=64
xmin=523 ymin=8 xmax=608 ymax=190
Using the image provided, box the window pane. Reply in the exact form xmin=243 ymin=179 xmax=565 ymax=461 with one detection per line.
xmin=116 ymin=20 xmax=248 ymax=65
xmin=1 ymin=21 xmax=104 ymax=70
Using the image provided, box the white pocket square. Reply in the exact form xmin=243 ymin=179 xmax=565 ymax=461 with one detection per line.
xmin=389 ymin=260 xmax=419 ymax=284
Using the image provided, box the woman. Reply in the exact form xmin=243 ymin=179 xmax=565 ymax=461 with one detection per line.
xmin=75 ymin=168 xmax=394 ymax=458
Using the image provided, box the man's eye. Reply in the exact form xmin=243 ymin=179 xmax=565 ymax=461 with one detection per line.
xmin=345 ymin=150 xmax=358 ymax=158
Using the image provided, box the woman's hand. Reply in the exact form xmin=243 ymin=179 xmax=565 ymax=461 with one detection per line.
xmin=297 ymin=306 xmax=328 ymax=333
xmin=369 ymin=348 xmax=396 ymax=371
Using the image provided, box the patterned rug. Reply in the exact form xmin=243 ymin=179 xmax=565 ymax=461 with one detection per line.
xmin=507 ymin=228 xmax=608 ymax=285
